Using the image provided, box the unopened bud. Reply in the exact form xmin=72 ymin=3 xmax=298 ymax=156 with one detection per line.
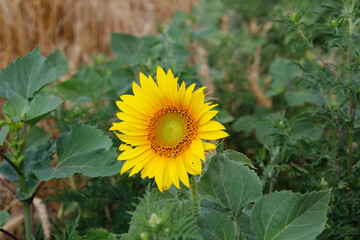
xmin=290 ymin=13 xmax=298 ymax=24
xmin=331 ymin=20 xmax=338 ymax=28
xmin=140 ymin=232 xmax=149 ymax=240
xmin=148 ymin=213 xmax=161 ymax=227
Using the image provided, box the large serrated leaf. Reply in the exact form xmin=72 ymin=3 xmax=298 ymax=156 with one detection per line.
xmin=250 ymin=190 xmax=331 ymax=240
xmin=0 ymin=46 xmax=57 ymax=99
xmin=224 ymin=149 xmax=255 ymax=168
xmin=25 ymin=92 xmax=63 ymax=125
xmin=198 ymin=149 xmax=262 ymax=219
xmin=197 ymin=209 xmax=236 ymax=240
xmin=32 ymin=125 xmax=122 ymax=180
xmin=47 ymin=49 xmax=68 ymax=79
xmin=56 ymin=78 xmax=87 ymax=101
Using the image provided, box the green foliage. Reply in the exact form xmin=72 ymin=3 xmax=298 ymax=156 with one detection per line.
xmin=0 ymin=211 xmax=9 ymax=227
xmin=251 ymin=190 xmax=330 ymax=240
xmin=123 ymin=189 xmax=201 ymax=240
xmin=53 ymin=215 xmax=81 ymax=240
xmin=0 ymin=47 xmax=57 ymax=99
xmin=32 ymin=125 xmax=122 ymax=181
xmin=0 ymin=125 xmax=9 ymax=146
xmin=197 ymin=210 xmax=236 ymax=240
xmin=198 ymin=148 xmax=262 ymax=220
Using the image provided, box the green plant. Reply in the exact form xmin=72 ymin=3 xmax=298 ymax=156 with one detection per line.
xmin=0 ymin=47 xmax=122 ymax=240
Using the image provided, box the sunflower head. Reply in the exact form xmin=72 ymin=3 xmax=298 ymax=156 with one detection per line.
xmin=110 ymin=67 xmax=228 ymax=192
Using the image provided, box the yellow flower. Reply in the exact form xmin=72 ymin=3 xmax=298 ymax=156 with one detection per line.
xmin=110 ymin=67 xmax=228 ymax=191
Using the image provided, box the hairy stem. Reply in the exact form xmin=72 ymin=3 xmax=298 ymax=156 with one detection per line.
xmin=347 ymin=0 xmax=354 ymax=177
xmin=190 ymin=175 xmax=200 ymax=214
xmin=23 ymin=200 xmax=32 ymax=240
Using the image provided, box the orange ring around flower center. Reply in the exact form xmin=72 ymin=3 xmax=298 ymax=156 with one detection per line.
xmin=147 ymin=105 xmax=198 ymax=158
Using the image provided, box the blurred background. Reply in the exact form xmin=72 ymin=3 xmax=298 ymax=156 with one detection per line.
xmin=0 ymin=0 xmax=197 ymax=70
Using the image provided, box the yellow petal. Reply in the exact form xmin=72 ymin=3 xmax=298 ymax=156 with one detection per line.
xmin=118 ymin=145 xmax=150 ymax=160
xmin=203 ymin=142 xmax=216 ymax=151
xmin=177 ymin=157 xmax=190 ymax=188
xmin=198 ymin=110 xmax=218 ymax=125
xmin=162 ymin=169 xmax=172 ymax=191
xmin=178 ymin=81 xmax=186 ymax=105
xmin=188 ymin=87 xmax=206 ymax=118
xmin=157 ymin=67 xmax=178 ymax=105
xmin=139 ymin=73 xmax=164 ymax=105
xmin=120 ymin=95 xmax=155 ymax=117
xmin=183 ymin=83 xmax=196 ymax=108
xmin=190 ymin=138 xmax=205 ymax=161
xmin=116 ymin=112 xmax=148 ymax=127
xmin=116 ymin=101 xmax=149 ymax=120
xmin=195 ymin=103 xmax=218 ymax=121
xmin=129 ymin=154 xmax=152 ymax=177
xmin=141 ymin=155 xmax=161 ymax=179
xmin=111 ymin=122 xmax=147 ymax=136
xmin=169 ymin=160 xmax=180 ymax=189
xmin=183 ymin=150 xmax=202 ymax=175
xmin=198 ymin=130 xmax=229 ymax=140
xmin=114 ymin=132 xmax=148 ymax=146
xmin=199 ymin=121 xmax=226 ymax=133
xmin=154 ymin=158 xmax=166 ymax=192
xmin=118 ymin=144 xmax=130 ymax=151
xmin=120 ymin=150 xmax=152 ymax=174
xmin=132 ymin=81 xmax=161 ymax=109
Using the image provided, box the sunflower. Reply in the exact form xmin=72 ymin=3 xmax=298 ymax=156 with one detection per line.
xmin=110 ymin=67 xmax=228 ymax=192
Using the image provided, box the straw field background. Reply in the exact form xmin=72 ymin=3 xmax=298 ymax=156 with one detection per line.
xmin=0 ymin=0 xmax=197 ymax=238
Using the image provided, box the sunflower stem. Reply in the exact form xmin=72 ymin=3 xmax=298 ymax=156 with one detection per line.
xmin=190 ymin=175 xmax=200 ymax=214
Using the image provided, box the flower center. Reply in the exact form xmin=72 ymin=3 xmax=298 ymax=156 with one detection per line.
xmin=148 ymin=105 xmax=198 ymax=158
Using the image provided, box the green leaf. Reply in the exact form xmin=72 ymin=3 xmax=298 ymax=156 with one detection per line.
xmin=197 ymin=209 xmax=236 ymax=240
xmin=232 ymin=116 xmax=257 ymax=134
xmin=0 ymin=142 xmax=54 ymax=182
xmin=0 ymin=125 xmax=9 ymax=146
xmin=111 ymin=33 xmax=159 ymax=65
xmin=0 ymin=46 xmax=57 ymax=99
xmin=265 ymin=58 xmax=301 ymax=97
xmin=291 ymin=115 xmax=324 ymax=141
xmin=32 ymin=125 xmax=122 ymax=181
xmin=85 ymin=69 xmax=112 ymax=99
xmin=198 ymin=149 xmax=262 ymax=219
xmin=2 ymin=91 xmax=28 ymax=121
xmin=111 ymin=33 xmax=140 ymax=60
xmin=47 ymin=49 xmax=68 ymax=79
xmin=25 ymin=126 xmax=51 ymax=149
xmin=285 ymin=90 xmax=316 ymax=106
xmin=0 ymin=211 xmax=10 ymax=227
xmin=250 ymin=190 xmax=331 ymax=240
xmin=237 ymin=206 xmax=256 ymax=240
xmin=224 ymin=149 xmax=255 ymax=169
xmin=0 ymin=161 xmax=19 ymax=181
xmin=216 ymin=109 xmax=234 ymax=124
xmin=56 ymin=78 xmax=86 ymax=101
xmin=25 ymin=92 xmax=63 ymax=125
xmin=81 ymin=229 xmax=116 ymax=240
